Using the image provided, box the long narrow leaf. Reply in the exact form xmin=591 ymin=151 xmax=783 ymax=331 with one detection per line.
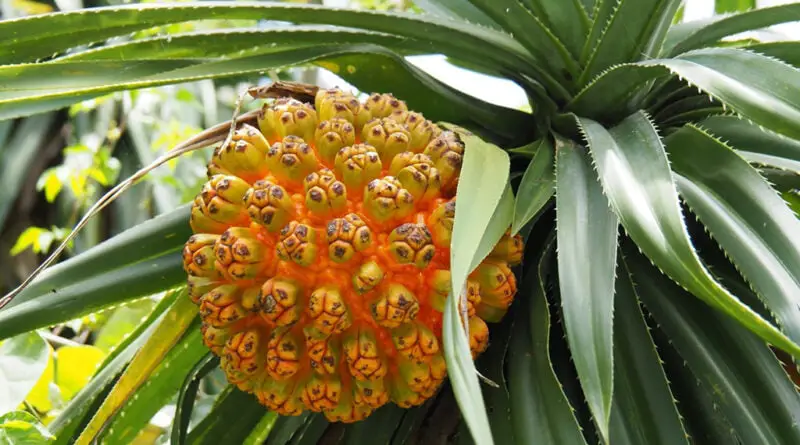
xmin=442 ymin=127 xmax=512 ymax=445
xmin=511 ymin=138 xmax=555 ymax=234
xmin=6 ymin=204 xmax=189 ymax=308
xmin=100 ymin=324 xmax=207 ymax=445
xmin=0 ymin=2 xmax=532 ymax=70
xmin=666 ymin=3 xmax=800 ymax=55
xmin=0 ymin=250 xmax=185 ymax=340
xmin=507 ymin=236 xmax=586 ymax=445
xmin=48 ymin=291 xmax=178 ymax=443
xmin=625 ymin=247 xmax=800 ymax=445
xmin=571 ymin=47 xmax=800 ymax=144
xmin=577 ymin=111 xmax=800 ymax=359
xmin=521 ymin=0 xmax=590 ymax=60
xmin=554 ymin=134 xmax=618 ymax=443
xmin=188 ymin=386 xmax=271 ymax=445
xmin=579 ymin=0 xmax=682 ymax=85
xmin=412 ymin=0 xmax=501 ymax=29
xmin=699 ymin=115 xmax=800 ymax=174
xmin=609 ymin=266 xmax=688 ymax=445
xmin=666 ymin=125 xmax=800 ymax=346
xmin=172 ymin=353 xmax=219 ymax=445
xmin=74 ymin=290 xmax=198 ymax=445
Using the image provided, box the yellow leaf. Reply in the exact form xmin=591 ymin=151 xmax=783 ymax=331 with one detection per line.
xmin=26 ymin=344 xmax=55 ymax=412
xmin=55 ymin=345 xmax=106 ymax=402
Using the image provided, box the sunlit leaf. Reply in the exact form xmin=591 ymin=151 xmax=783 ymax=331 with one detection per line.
xmin=0 ymin=332 xmax=50 ymax=415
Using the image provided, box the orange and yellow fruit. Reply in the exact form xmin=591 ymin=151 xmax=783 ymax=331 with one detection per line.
xmin=183 ymin=87 xmax=522 ymax=422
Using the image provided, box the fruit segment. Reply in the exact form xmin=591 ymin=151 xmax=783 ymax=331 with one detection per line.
xmin=184 ymin=87 xmax=523 ymax=422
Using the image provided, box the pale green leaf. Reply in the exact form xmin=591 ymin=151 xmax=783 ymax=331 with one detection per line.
xmin=554 ymin=134 xmax=619 ymax=443
xmin=715 ymin=0 xmax=755 ymax=13
xmin=578 ymin=111 xmax=800 ymax=359
xmin=512 ymin=137 xmax=555 ymax=235
xmin=0 ymin=332 xmax=50 ymax=415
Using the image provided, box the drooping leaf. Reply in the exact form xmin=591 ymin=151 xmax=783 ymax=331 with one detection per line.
xmin=609 ymin=266 xmax=688 ymax=445
xmin=342 ymin=405 xmax=407 ymax=445
xmin=572 ymin=48 xmax=800 ymax=144
xmin=625 ymin=247 xmax=800 ymax=445
xmin=578 ymin=111 xmax=800 ymax=360
xmin=262 ymin=413 xmax=312 ymax=445
xmin=698 ymin=115 xmax=800 ymax=174
xmin=512 ymin=137 xmax=555 ymax=235
xmin=0 ymin=331 xmax=50 ymax=415
xmin=74 ymin=289 xmax=198 ymax=445
xmin=507 ymin=236 xmax=586 ymax=445
xmin=0 ymin=2 xmax=532 ymax=71
xmin=665 ymin=124 xmax=800 ymax=346
xmin=666 ymin=3 xmax=800 ymax=55
xmin=579 ymin=0 xmax=683 ymax=85
xmin=554 ymin=134 xmax=618 ymax=443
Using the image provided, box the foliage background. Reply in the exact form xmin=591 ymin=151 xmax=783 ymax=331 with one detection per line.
xmin=1 ymin=0 xmax=799 ymax=444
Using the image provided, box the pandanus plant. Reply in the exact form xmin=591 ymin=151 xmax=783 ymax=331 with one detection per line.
xmin=1 ymin=1 xmax=800 ymax=444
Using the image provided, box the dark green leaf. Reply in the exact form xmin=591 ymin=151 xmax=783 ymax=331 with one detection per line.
xmin=0 ymin=332 xmax=49 ymax=415
xmin=412 ymin=0 xmax=501 ymax=29
xmin=579 ymin=0 xmax=683 ymax=85
xmin=464 ymin=0 xmax=579 ymax=82
xmin=512 ymin=137 xmax=555 ymax=235
xmin=667 ymin=3 xmax=800 ymax=55
xmin=507 ymin=237 xmax=586 ymax=445
xmin=264 ymin=413 xmax=312 ymax=445
xmin=0 ymin=114 xmax=56 ymax=230
xmin=572 ymin=47 xmax=800 ymax=143
xmin=172 ymin=353 xmax=220 ymax=445
xmin=747 ymin=42 xmax=800 ymax=68
xmin=521 ymin=0 xmax=591 ymax=60
xmin=0 ymin=411 xmax=54 ymax=444
xmin=578 ymin=111 xmax=800 ymax=361
xmin=665 ymin=125 xmax=800 ymax=345
xmin=609 ymin=267 xmax=688 ymax=445
xmin=554 ymin=134 xmax=619 ymax=443
xmin=6 ymin=204 xmax=190 ymax=309
xmin=698 ymin=115 xmax=800 ymax=174
xmin=0 ymin=249 xmax=185 ymax=340
xmin=625 ymin=246 xmax=800 ymax=445
xmin=290 ymin=414 xmax=329 ymax=445
xmin=0 ymin=3 xmax=532 ymax=71
xmin=188 ymin=386 xmax=270 ymax=445
xmin=342 ymin=405 xmax=406 ymax=444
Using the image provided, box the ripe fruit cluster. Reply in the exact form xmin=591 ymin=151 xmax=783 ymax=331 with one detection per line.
xmin=183 ymin=87 xmax=523 ymax=422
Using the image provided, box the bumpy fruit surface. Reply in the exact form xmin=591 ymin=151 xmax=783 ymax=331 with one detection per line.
xmin=184 ymin=87 xmax=523 ymax=423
